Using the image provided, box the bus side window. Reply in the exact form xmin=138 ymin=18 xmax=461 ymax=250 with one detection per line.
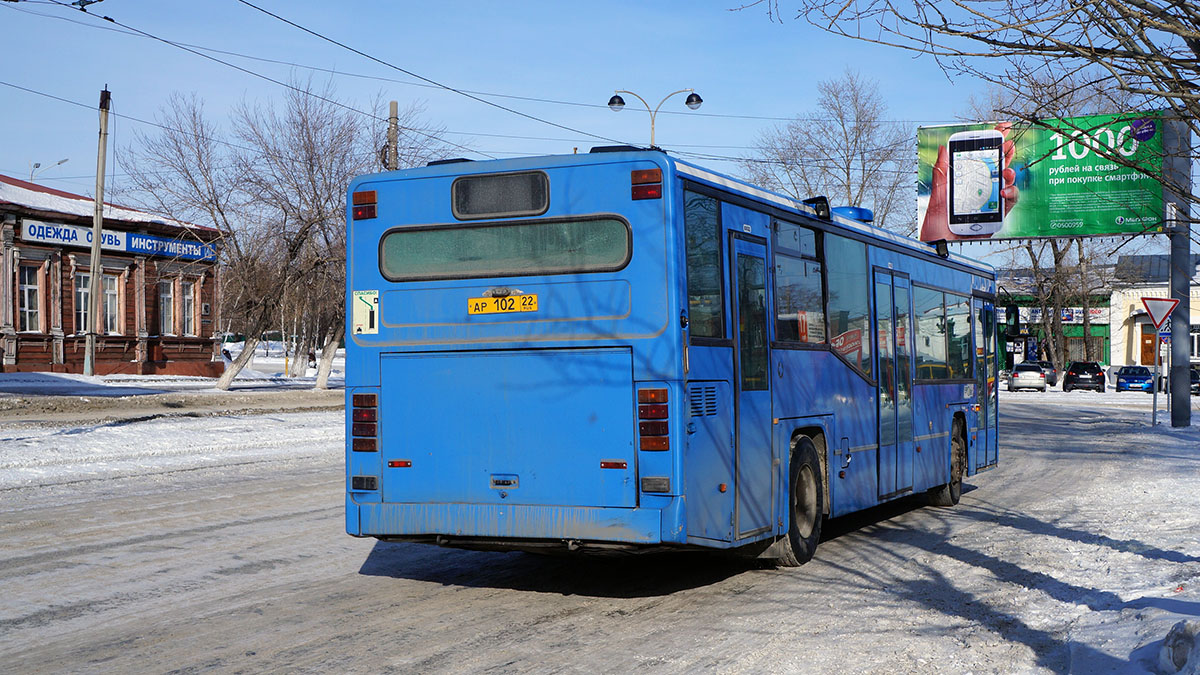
xmin=684 ymin=191 xmax=724 ymax=338
xmin=824 ymin=234 xmax=871 ymax=377
xmin=773 ymin=220 xmax=824 ymax=345
xmin=945 ymin=293 xmax=972 ymax=379
xmin=914 ymin=286 xmax=949 ymax=381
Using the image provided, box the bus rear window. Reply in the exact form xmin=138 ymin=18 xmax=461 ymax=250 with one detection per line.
xmin=453 ymin=171 xmax=548 ymax=219
xmin=379 ymin=217 xmax=631 ymax=281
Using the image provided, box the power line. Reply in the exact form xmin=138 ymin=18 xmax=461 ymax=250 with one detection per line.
xmin=233 ymin=0 xmax=627 ymax=146
xmin=3 ymin=2 xmax=952 ymax=126
xmin=38 ymin=0 xmax=488 ymax=160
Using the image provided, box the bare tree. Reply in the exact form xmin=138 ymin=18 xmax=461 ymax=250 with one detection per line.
xmin=740 ymin=69 xmax=915 ymax=234
xmin=122 ymin=93 xmax=280 ymax=389
xmin=776 ymin=0 xmax=1199 ymax=218
xmin=125 ymin=82 xmax=449 ymax=389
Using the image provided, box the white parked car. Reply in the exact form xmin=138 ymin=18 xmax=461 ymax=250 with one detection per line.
xmin=1008 ymin=362 xmax=1047 ymax=392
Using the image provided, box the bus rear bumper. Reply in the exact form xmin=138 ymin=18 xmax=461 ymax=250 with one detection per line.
xmin=349 ymin=498 xmax=666 ymax=544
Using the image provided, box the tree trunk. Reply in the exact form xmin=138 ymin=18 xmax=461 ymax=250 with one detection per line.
xmin=1077 ymin=238 xmax=1093 ymax=361
xmin=314 ymin=324 xmax=343 ymax=390
xmin=216 ymin=335 xmax=260 ymax=391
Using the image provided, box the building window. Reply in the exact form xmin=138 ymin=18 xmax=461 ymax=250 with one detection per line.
xmin=75 ymin=272 xmax=91 ymax=335
xmin=18 ymin=265 xmax=42 ymax=332
xmin=159 ymin=280 xmax=174 ymax=335
xmin=103 ymin=274 xmax=121 ymax=335
xmin=181 ymin=280 xmax=195 ymax=336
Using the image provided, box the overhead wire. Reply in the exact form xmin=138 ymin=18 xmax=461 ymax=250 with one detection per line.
xmin=4 ymin=1 xmax=953 ymax=126
xmin=4 ymin=1 xmax=938 ymax=163
xmin=39 ymin=0 xmax=488 ymax=159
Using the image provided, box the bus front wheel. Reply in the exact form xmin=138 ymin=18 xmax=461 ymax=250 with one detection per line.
xmin=928 ymin=420 xmax=965 ymax=507
xmin=777 ymin=436 xmax=824 ymax=567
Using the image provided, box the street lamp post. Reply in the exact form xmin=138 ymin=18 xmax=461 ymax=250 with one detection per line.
xmin=29 ymin=158 xmax=69 ymax=181
xmin=607 ymin=89 xmax=702 ymax=148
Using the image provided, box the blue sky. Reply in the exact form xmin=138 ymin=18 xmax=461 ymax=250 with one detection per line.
xmin=1 ymin=0 xmax=978 ymax=197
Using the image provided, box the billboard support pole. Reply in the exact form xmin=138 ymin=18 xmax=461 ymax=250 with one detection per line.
xmin=1164 ymin=114 xmax=1192 ymax=428
xmin=1169 ymin=206 xmax=1191 ymax=428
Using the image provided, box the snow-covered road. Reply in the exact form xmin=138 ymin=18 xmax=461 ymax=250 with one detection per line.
xmin=0 ymin=398 xmax=1197 ymax=673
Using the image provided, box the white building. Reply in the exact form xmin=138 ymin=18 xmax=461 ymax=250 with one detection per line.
xmin=1107 ymin=254 xmax=1200 ymax=369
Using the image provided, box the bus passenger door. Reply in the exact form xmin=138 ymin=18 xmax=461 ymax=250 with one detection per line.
xmin=974 ymin=298 xmax=998 ymax=469
xmin=731 ymin=235 xmax=773 ymax=537
xmin=875 ymin=271 xmax=914 ymax=498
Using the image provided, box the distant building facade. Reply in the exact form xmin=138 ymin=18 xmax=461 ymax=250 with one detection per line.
xmin=1107 ymin=254 xmax=1200 ymax=369
xmin=997 ymin=253 xmax=1199 ymax=370
xmin=1 ymin=174 xmax=222 ymax=376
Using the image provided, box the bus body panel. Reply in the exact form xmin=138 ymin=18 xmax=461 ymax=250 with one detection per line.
xmin=379 ymin=348 xmax=637 ymax=508
xmin=359 ymin=503 xmax=664 ymax=543
xmin=346 ymin=150 xmax=998 ymax=554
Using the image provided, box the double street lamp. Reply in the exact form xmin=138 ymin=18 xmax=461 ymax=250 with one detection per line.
xmin=607 ymin=89 xmax=702 ymax=148
xmin=30 ymin=158 xmax=69 ymax=181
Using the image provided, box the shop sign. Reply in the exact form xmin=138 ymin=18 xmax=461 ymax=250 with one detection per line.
xmin=21 ymin=219 xmax=216 ymax=261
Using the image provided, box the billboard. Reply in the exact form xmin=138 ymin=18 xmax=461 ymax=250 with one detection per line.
xmin=917 ymin=111 xmax=1172 ymax=242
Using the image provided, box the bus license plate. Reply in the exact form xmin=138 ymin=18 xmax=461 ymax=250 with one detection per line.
xmin=468 ymin=294 xmax=538 ymax=315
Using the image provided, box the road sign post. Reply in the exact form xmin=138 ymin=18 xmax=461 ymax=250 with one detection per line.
xmin=1141 ymin=298 xmax=1180 ymax=426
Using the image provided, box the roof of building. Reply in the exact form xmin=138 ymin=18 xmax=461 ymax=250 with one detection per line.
xmin=0 ymin=174 xmax=217 ymax=233
xmin=1114 ymin=253 xmax=1200 ymax=284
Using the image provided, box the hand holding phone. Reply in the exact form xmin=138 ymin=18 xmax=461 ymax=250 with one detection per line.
xmin=919 ymin=123 xmax=1019 ymax=243
xmin=948 ymin=129 xmax=1005 ymax=236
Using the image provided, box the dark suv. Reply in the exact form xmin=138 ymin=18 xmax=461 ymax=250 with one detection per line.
xmin=1063 ymin=361 xmax=1105 ymax=392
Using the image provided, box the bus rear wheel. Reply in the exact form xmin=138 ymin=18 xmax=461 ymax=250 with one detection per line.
xmin=776 ymin=436 xmax=824 ymax=567
xmin=928 ymin=420 xmax=965 ymax=507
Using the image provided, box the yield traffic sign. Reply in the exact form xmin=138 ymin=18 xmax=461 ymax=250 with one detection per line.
xmin=1141 ymin=297 xmax=1180 ymax=329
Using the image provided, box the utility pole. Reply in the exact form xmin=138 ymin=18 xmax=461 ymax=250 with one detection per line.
xmin=84 ymin=87 xmax=111 ymax=377
xmin=386 ymin=100 xmax=399 ymax=171
xmin=1164 ymin=120 xmax=1192 ymax=428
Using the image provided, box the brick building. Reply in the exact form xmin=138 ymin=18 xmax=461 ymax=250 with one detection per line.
xmin=1 ymin=174 xmax=222 ymax=376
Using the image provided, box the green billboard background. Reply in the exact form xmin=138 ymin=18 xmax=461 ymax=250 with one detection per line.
xmin=917 ymin=111 xmax=1166 ymax=240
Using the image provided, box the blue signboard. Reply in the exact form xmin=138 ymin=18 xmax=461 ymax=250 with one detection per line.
xmin=21 ymin=219 xmax=216 ymax=261
xmin=126 ymin=232 xmax=216 ymax=261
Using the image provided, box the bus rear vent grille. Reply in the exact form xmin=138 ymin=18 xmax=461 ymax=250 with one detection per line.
xmin=689 ymin=385 xmax=718 ymax=417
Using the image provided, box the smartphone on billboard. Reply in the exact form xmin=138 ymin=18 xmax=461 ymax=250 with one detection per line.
xmin=947 ymin=129 xmax=1005 ymax=236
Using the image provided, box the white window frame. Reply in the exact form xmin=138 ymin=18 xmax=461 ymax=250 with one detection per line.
xmin=181 ymin=279 xmax=196 ymax=336
xmin=18 ymin=264 xmax=43 ymax=333
xmin=75 ymin=272 xmax=91 ymax=336
xmin=103 ymin=273 xmax=122 ymax=335
xmin=159 ymin=280 xmax=175 ymax=336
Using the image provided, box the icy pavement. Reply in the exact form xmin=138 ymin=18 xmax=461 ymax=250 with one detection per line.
xmin=0 ymin=410 xmax=343 ymax=494
xmin=0 ymin=386 xmax=1196 ymax=672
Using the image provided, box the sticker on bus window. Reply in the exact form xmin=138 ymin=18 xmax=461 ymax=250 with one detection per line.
xmin=352 ymin=290 xmax=379 ymax=335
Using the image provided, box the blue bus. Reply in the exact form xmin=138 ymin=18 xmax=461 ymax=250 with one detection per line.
xmin=344 ymin=148 xmax=998 ymax=565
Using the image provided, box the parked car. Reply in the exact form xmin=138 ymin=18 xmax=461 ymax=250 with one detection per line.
xmin=1035 ymin=360 xmax=1059 ymax=386
xmin=1008 ymin=362 xmax=1047 ymax=392
xmin=1063 ymin=361 xmax=1106 ymax=392
xmin=1114 ymin=365 xmax=1154 ymax=392
xmin=1157 ymin=368 xmax=1200 ymax=395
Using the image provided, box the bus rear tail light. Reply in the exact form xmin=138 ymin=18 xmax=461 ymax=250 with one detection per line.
xmin=351 ymin=391 xmax=379 ymax=452
xmin=352 ymin=190 xmax=377 ymax=220
xmin=638 ymin=388 xmax=668 ymax=403
xmin=638 ymin=388 xmax=669 ymax=451
xmin=631 ymin=168 xmax=662 ymax=200
xmin=639 ymin=404 xmax=668 ymax=419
